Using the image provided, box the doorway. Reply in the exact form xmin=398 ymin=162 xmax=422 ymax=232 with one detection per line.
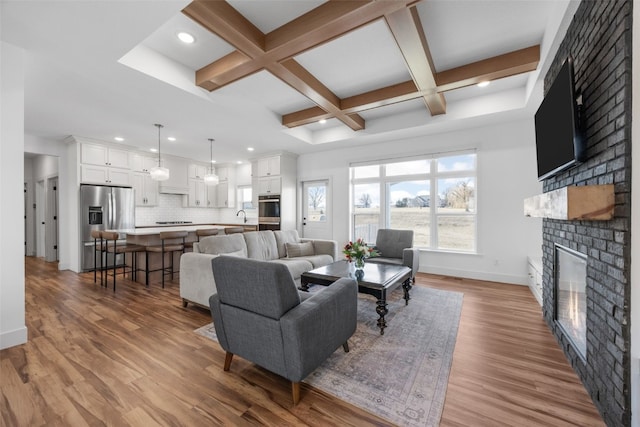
xmin=46 ymin=177 xmax=59 ymax=262
xmin=301 ymin=179 xmax=331 ymax=239
xmin=36 ymin=180 xmax=45 ymax=257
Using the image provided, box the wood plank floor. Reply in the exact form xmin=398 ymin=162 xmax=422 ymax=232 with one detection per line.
xmin=1 ymin=257 xmax=604 ymax=426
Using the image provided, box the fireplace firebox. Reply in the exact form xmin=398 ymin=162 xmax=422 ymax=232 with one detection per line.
xmin=554 ymin=244 xmax=587 ymax=361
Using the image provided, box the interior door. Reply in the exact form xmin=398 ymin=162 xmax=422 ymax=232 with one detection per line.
xmin=302 ymin=180 xmax=331 ymax=239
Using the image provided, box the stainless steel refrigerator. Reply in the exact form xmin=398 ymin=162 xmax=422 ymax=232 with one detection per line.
xmin=80 ymin=184 xmax=135 ymax=271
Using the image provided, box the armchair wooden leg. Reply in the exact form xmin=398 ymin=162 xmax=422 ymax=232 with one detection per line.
xmin=292 ymin=382 xmax=300 ymax=405
xmin=342 ymin=341 xmax=350 ymax=353
xmin=223 ymin=352 xmax=234 ymax=371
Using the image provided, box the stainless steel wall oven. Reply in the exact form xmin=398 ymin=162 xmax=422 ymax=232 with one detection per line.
xmin=258 ymin=195 xmax=280 ymax=230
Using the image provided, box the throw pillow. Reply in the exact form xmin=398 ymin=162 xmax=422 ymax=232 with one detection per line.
xmin=285 ymin=241 xmax=314 ymax=258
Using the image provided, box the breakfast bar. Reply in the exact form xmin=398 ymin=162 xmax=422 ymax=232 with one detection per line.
xmin=108 ymin=224 xmax=254 ymax=285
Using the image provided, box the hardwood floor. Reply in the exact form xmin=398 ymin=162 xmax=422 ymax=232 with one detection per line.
xmin=1 ymin=257 xmax=603 ymax=426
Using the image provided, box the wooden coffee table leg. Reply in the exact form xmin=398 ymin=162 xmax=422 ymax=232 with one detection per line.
xmin=376 ymin=299 xmax=388 ymax=335
xmin=402 ymin=278 xmax=412 ymax=305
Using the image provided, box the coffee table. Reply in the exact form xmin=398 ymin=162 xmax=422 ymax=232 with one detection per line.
xmin=300 ymin=260 xmax=412 ymax=335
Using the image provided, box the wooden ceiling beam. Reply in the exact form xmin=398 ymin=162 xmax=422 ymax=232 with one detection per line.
xmin=281 ymin=45 xmax=541 ymax=128
xmin=274 ymin=59 xmax=365 ymax=131
xmin=184 ymin=0 xmax=420 ymax=91
xmin=282 ymin=81 xmax=420 ymax=128
xmin=436 ymin=45 xmax=540 ymax=92
xmin=384 ymin=6 xmax=446 ymax=115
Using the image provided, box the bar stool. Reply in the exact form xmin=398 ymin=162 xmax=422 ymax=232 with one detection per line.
xmin=224 ymin=227 xmax=244 ymax=234
xmin=184 ymin=228 xmax=220 ymax=251
xmin=91 ymin=230 xmax=106 ymax=285
xmin=101 ymin=231 xmax=145 ymax=292
xmin=145 ymin=231 xmax=188 ymax=288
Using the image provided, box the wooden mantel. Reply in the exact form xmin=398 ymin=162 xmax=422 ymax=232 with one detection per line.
xmin=524 ymin=185 xmax=614 ymax=220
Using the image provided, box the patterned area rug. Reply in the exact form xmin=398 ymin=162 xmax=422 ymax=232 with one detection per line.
xmin=195 ymin=286 xmax=463 ymax=427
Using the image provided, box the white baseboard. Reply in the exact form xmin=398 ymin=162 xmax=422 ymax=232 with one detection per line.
xmin=421 ymin=266 xmax=528 ymax=286
xmin=0 ymin=326 xmax=28 ymax=350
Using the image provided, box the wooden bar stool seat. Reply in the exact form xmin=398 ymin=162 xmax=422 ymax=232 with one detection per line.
xmin=185 ymin=228 xmax=220 ymax=250
xmin=101 ymin=231 xmax=145 ymax=292
xmin=144 ymin=231 xmax=188 ymax=288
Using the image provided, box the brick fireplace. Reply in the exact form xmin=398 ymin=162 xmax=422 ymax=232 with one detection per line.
xmin=540 ymin=1 xmax=632 ymax=425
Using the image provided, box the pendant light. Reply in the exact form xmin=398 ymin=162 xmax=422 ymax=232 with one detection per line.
xmin=204 ymin=138 xmax=219 ymax=185
xmin=149 ymin=123 xmax=170 ymax=181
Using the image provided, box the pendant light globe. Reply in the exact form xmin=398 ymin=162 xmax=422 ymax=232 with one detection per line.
xmin=204 ymin=138 xmax=219 ymax=186
xmin=149 ymin=123 xmax=170 ymax=181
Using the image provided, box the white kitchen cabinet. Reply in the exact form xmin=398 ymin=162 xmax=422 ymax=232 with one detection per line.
xmin=257 ymin=156 xmax=280 ymax=177
xmin=81 ymin=164 xmax=131 ymax=186
xmin=188 ymin=163 xmax=208 ymax=179
xmin=216 ymin=166 xmax=230 ymax=182
xmin=186 ymin=178 xmax=207 ymax=207
xmin=258 ymin=176 xmax=281 ymax=195
xmin=214 ymin=182 xmax=235 ymax=208
xmin=81 ymin=143 xmax=130 ymax=169
xmin=131 ymin=154 xmax=158 ymax=173
xmin=132 ymin=172 xmax=158 ymax=206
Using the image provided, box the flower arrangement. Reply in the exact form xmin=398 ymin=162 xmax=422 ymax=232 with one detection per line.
xmin=343 ymin=238 xmax=379 ymax=268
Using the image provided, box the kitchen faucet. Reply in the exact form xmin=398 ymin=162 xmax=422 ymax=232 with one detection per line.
xmin=236 ymin=209 xmax=247 ymax=223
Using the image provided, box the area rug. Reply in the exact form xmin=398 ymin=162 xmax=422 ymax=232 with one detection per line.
xmin=195 ymin=286 xmax=463 ymax=427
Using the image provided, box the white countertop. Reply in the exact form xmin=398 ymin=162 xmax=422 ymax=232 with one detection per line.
xmin=109 ymin=225 xmax=224 ymax=235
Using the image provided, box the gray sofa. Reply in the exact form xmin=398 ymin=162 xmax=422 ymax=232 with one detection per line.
xmin=179 ymin=229 xmax=338 ymax=308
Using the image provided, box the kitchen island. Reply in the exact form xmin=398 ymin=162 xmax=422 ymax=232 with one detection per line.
xmin=108 ymin=224 xmax=255 ymax=285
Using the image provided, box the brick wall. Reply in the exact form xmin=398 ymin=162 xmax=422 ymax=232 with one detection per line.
xmin=540 ymin=1 xmax=632 ymax=425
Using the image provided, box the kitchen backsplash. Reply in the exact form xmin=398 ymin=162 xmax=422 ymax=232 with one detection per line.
xmin=135 ymin=193 xmax=256 ymax=226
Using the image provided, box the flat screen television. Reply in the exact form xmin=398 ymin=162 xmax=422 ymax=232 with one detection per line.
xmin=534 ymin=57 xmax=586 ymax=181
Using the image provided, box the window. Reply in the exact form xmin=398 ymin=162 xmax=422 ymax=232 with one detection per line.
xmin=237 ymin=185 xmax=253 ymax=210
xmin=350 ymin=152 xmax=477 ymax=252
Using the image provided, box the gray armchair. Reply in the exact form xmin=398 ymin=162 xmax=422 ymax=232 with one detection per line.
xmin=366 ymin=229 xmax=420 ymax=282
xmin=209 ymin=256 xmax=357 ymax=405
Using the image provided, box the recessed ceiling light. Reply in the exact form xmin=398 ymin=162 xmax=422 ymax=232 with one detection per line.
xmin=319 ymin=119 xmax=327 ymax=124
xmin=177 ymin=32 xmax=195 ymax=44
xmin=150 ymin=148 xmax=158 ymax=153
xmin=210 ymin=160 xmax=217 ymax=164
xmin=114 ymin=136 xmax=124 ymax=142
xmin=247 ymin=147 xmax=255 ymax=152
xmin=237 ymin=161 xmax=243 ymax=164
xmin=477 ymin=81 xmax=490 ymax=88
xmin=167 ymin=137 xmax=176 ymax=142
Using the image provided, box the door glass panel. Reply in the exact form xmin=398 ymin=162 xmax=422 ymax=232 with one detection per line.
xmin=305 ymin=183 xmax=326 ymax=222
xmin=388 ymin=180 xmax=430 ymax=247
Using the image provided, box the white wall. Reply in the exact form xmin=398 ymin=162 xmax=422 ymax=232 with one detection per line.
xmin=630 ymin=1 xmax=639 ymax=424
xmin=298 ymin=118 xmax=543 ymax=285
xmin=1 ymin=42 xmax=27 ymax=349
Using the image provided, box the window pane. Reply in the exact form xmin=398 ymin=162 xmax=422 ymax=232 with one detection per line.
xmin=438 ymin=216 xmax=475 ymax=251
xmin=353 ymin=165 xmax=379 ymax=179
xmin=385 ymin=159 xmax=429 ymax=176
xmin=306 ymin=184 xmax=326 ymax=222
xmin=438 ymin=178 xmax=476 ymax=213
xmin=388 ymin=180 xmax=430 ymax=247
xmin=353 ymin=183 xmax=379 ymax=243
xmin=237 ymin=186 xmax=253 ymax=209
xmin=437 ymin=154 xmax=475 ymax=172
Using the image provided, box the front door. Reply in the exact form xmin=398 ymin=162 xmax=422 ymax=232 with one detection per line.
xmin=302 ymin=180 xmax=331 ymax=239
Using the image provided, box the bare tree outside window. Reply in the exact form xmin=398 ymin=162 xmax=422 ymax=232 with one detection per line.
xmin=359 ymin=193 xmax=372 ymax=208
xmin=308 ymin=186 xmax=325 ymax=210
xmin=445 ymin=180 xmax=474 ymax=211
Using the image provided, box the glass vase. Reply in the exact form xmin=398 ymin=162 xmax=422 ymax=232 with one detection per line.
xmin=354 ymin=257 xmax=365 ymax=270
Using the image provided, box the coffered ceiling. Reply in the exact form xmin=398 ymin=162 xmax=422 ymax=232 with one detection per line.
xmin=2 ymin=0 xmax=579 ymax=163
